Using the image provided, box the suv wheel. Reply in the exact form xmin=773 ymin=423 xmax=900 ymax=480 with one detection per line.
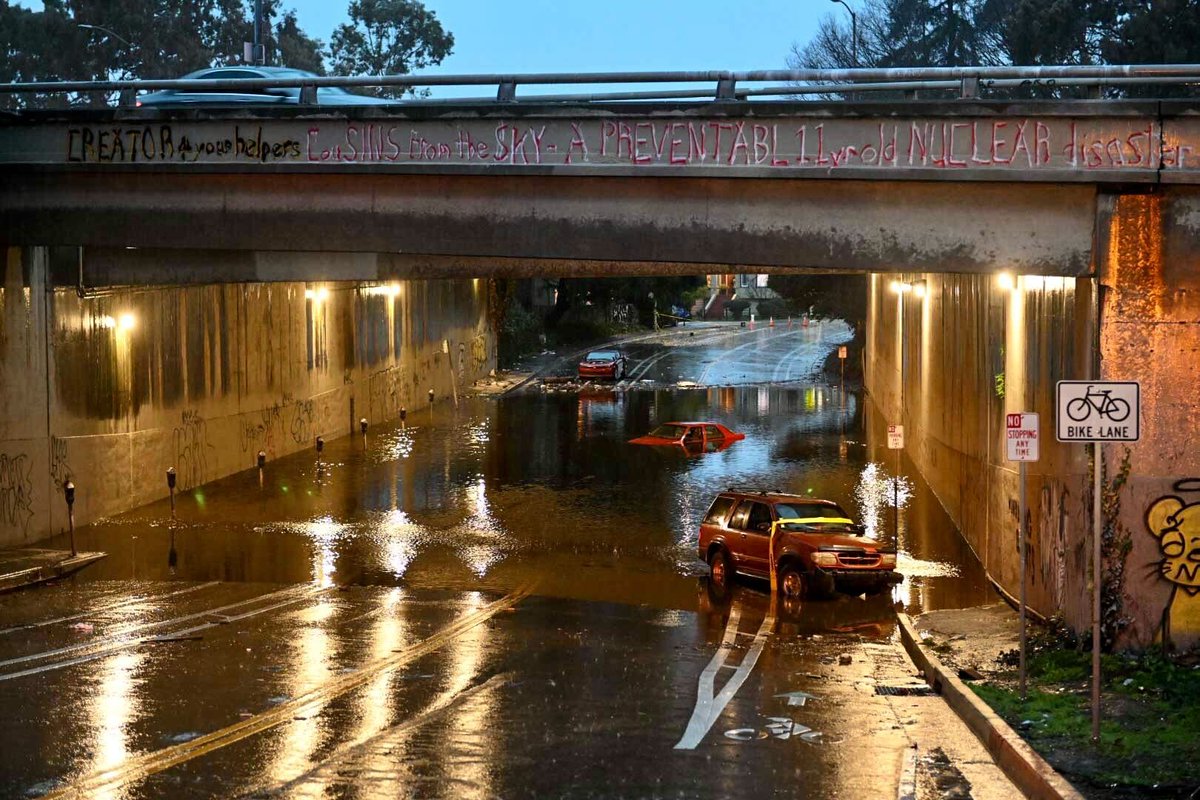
xmin=708 ymin=548 xmax=733 ymax=595
xmin=778 ymin=565 xmax=808 ymax=599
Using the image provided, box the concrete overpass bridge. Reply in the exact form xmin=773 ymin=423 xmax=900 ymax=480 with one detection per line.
xmin=1 ymin=67 xmax=1199 ymax=652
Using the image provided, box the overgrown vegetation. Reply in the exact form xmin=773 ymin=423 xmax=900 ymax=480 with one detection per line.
xmin=975 ymin=642 xmax=1200 ymax=793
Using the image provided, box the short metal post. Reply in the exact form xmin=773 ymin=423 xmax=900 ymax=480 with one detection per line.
xmin=360 ymin=418 xmax=368 ymax=437
xmin=400 ymin=406 xmax=407 ymax=430
xmin=166 ymin=467 xmax=177 ymax=519
xmin=428 ymin=389 xmax=435 ymax=422
xmin=257 ymin=450 xmax=266 ymax=489
xmin=315 ymin=436 xmax=324 ymax=468
xmin=64 ymin=480 xmax=76 ymax=557
xmin=894 ymin=449 xmax=900 ymax=543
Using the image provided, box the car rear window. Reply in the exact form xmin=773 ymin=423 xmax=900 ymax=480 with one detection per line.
xmin=649 ymin=424 xmax=686 ymax=439
xmin=703 ymin=496 xmax=736 ymax=525
xmin=585 ymin=351 xmax=617 ymax=361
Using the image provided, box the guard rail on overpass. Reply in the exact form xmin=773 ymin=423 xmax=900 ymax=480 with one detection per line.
xmin=3 ymin=65 xmax=1200 ymax=281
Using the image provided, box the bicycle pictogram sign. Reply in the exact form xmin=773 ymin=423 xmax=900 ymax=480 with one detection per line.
xmin=1056 ymin=381 xmax=1140 ymax=442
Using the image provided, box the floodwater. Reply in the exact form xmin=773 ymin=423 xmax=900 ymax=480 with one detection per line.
xmin=48 ymin=320 xmax=990 ymax=614
xmin=0 ymin=320 xmax=1007 ymax=799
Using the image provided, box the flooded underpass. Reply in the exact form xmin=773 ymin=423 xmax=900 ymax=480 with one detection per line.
xmin=0 ymin=322 xmax=1013 ymax=799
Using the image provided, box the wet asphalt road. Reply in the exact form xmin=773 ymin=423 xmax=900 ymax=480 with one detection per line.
xmin=0 ymin=321 xmax=1012 ymax=799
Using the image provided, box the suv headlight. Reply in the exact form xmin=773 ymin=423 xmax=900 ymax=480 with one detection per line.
xmin=812 ymin=552 xmax=839 ymax=568
xmin=879 ymin=553 xmax=897 ymax=569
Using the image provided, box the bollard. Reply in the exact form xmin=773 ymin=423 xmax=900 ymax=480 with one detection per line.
xmin=360 ymin=418 xmax=368 ymax=436
xmin=428 ymin=389 xmax=435 ymax=422
xmin=315 ymin=436 xmax=324 ymax=454
xmin=64 ymin=480 xmax=76 ymax=557
xmin=166 ymin=467 xmax=177 ymax=519
xmin=257 ymin=450 xmax=266 ymax=488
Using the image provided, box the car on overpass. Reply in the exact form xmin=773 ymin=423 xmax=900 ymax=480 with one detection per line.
xmin=137 ymin=67 xmax=392 ymax=107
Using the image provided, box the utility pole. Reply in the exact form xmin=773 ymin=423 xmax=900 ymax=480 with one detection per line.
xmin=255 ymin=0 xmax=265 ymax=64
xmin=830 ymin=0 xmax=858 ymax=67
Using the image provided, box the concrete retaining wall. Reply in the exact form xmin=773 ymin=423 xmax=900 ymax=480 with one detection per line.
xmin=0 ymin=245 xmax=494 ymax=547
xmin=865 ymin=271 xmax=1094 ymax=636
xmin=866 ymin=185 xmax=1200 ymax=650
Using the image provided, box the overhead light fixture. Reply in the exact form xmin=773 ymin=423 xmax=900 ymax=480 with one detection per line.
xmin=890 ymin=280 xmax=912 ymax=294
xmin=118 ymin=312 xmax=136 ymax=331
xmin=913 ymin=280 xmax=928 ymax=299
xmin=997 ymin=272 xmax=1015 ymax=291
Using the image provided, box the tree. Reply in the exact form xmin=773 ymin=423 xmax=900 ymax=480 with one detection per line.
xmin=790 ymin=0 xmax=1114 ymax=72
xmin=273 ymin=10 xmax=325 ymax=73
xmin=328 ymin=0 xmax=453 ymax=97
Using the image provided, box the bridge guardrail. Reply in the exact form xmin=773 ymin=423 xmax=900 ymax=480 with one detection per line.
xmin=2 ymin=65 xmax=1199 ymax=107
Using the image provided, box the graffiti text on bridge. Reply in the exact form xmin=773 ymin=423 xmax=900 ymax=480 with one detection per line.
xmin=305 ymin=118 xmax=1188 ymax=171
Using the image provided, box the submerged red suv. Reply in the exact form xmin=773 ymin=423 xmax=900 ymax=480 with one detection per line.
xmin=698 ymin=490 xmax=901 ymax=598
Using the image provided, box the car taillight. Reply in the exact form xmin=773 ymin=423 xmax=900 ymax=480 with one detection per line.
xmin=880 ymin=553 xmax=897 ymax=569
xmin=812 ymin=552 xmax=838 ymax=568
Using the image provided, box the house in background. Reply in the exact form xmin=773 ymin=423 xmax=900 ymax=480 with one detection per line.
xmin=702 ymin=272 xmax=783 ymax=320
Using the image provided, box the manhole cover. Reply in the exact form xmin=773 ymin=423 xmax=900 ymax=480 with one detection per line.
xmin=875 ymin=684 xmax=935 ymax=696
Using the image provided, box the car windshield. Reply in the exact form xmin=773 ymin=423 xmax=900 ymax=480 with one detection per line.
xmin=773 ymin=503 xmax=856 ymax=533
xmin=648 ymin=424 xmax=686 ymax=439
xmin=585 ymin=351 xmax=617 ymax=361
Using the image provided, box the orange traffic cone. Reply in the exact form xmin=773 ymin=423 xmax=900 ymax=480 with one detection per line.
xmin=769 ymin=317 xmax=775 ymax=328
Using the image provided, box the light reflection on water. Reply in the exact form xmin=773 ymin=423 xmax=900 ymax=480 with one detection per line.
xmin=66 ymin=385 xmax=990 ymax=613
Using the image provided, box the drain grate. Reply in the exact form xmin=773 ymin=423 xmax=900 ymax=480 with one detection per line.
xmin=875 ymin=684 xmax=936 ymax=696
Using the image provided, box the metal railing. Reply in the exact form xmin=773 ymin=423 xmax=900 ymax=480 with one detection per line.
xmin=2 ymin=64 xmax=1199 ymax=106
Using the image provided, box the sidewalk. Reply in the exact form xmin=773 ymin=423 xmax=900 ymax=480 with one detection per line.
xmin=0 ymin=548 xmax=107 ymax=593
xmin=898 ymin=604 xmax=1086 ymax=800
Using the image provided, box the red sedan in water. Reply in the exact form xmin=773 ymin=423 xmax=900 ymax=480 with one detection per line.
xmin=629 ymin=422 xmax=745 ymax=452
xmin=578 ymin=350 xmax=628 ymax=380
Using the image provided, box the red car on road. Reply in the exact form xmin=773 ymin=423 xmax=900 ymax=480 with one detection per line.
xmin=578 ymin=350 xmax=627 ymax=380
xmin=629 ymin=422 xmax=745 ymax=451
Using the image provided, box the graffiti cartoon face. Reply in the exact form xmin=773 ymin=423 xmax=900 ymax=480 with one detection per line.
xmin=1146 ymin=485 xmax=1200 ymax=594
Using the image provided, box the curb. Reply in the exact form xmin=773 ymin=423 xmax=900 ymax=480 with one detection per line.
xmin=0 ymin=552 xmax=107 ymax=594
xmin=896 ymin=612 xmax=1086 ymax=800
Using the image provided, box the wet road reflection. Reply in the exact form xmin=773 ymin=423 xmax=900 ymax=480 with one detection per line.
xmin=0 ymin=324 xmax=1006 ymax=798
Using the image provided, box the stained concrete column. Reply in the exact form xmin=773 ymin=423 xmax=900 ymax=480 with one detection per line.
xmin=1098 ymin=188 xmax=1200 ymax=650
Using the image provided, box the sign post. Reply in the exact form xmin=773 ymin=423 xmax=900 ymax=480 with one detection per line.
xmin=887 ymin=425 xmax=904 ymax=544
xmin=838 ymin=345 xmax=848 ymax=391
xmin=1056 ymin=381 xmax=1140 ymax=742
xmin=1005 ymin=412 xmax=1039 ymax=700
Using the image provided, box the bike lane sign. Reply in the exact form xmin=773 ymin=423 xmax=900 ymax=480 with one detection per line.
xmin=1056 ymin=381 xmax=1140 ymax=442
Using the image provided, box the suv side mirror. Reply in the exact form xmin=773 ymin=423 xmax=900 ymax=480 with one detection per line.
xmin=755 ymin=522 xmax=771 ymax=533
xmin=852 ymin=524 xmax=866 ymax=536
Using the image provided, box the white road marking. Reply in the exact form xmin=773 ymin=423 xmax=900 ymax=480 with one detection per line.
xmin=0 ymin=585 xmax=330 ymax=680
xmin=674 ymin=607 xmax=775 ymax=750
xmin=0 ymin=582 xmax=221 ymax=635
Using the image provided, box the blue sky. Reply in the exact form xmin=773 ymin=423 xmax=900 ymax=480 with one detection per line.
xmin=16 ymin=0 xmax=829 ymax=79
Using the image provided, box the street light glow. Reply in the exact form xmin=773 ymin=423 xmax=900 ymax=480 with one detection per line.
xmin=890 ymin=280 xmax=912 ymax=294
xmin=997 ymin=272 xmax=1015 ymax=291
xmin=118 ymin=313 xmax=136 ymax=331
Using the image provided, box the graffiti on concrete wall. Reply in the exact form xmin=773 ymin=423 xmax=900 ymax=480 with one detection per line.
xmin=1145 ymin=479 xmax=1200 ymax=647
xmin=288 ymin=395 xmax=315 ymax=445
xmin=49 ymin=435 xmax=73 ymax=494
xmin=172 ymin=409 xmax=213 ymax=491
xmin=0 ymin=452 xmax=33 ymax=533
xmin=238 ymin=403 xmax=284 ymax=457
